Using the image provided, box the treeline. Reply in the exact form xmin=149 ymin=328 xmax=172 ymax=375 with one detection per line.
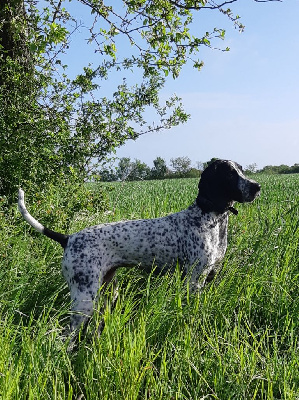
xmin=97 ymin=156 xmax=202 ymax=182
xmin=258 ymin=164 xmax=299 ymax=175
xmin=98 ymin=158 xmax=299 ymax=182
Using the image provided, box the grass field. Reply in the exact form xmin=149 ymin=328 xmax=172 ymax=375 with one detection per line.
xmin=0 ymin=174 xmax=298 ymax=399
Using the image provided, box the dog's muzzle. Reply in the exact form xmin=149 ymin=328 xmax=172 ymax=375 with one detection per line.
xmin=237 ymin=178 xmax=261 ymax=203
xmin=246 ymin=181 xmax=261 ymax=202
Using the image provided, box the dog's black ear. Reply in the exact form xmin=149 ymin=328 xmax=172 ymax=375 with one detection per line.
xmin=197 ymin=160 xmax=239 ymax=213
xmin=198 ymin=160 xmax=222 ymax=189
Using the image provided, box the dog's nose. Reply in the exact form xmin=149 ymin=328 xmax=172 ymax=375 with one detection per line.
xmin=250 ymin=182 xmax=261 ymax=197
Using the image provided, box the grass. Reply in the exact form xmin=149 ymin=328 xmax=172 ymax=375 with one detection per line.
xmin=0 ymin=174 xmax=298 ymax=399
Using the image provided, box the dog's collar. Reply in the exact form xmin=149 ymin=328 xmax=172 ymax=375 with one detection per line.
xmin=227 ymin=206 xmax=238 ymax=215
xmin=196 ymin=196 xmax=238 ymax=215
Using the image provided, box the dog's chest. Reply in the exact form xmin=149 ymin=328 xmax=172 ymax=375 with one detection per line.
xmin=181 ymin=213 xmax=228 ymax=265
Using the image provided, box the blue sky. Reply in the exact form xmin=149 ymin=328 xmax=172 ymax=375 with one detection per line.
xmin=65 ymin=0 xmax=299 ymax=169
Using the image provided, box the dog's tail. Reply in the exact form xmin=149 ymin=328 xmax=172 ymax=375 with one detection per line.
xmin=18 ymin=188 xmax=69 ymax=249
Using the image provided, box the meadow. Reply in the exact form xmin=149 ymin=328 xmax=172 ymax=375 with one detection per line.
xmin=0 ymin=173 xmax=298 ymax=399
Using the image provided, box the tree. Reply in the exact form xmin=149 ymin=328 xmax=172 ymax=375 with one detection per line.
xmin=195 ymin=161 xmax=205 ymax=172
xmin=98 ymin=168 xmax=118 ymax=182
xmin=129 ymin=160 xmax=151 ymax=181
xmin=259 ymin=164 xmax=291 ymax=174
xmin=117 ymin=157 xmax=133 ymax=180
xmin=207 ymin=157 xmax=220 ymax=166
xmin=0 ymin=0 xmax=279 ymax=200
xmin=170 ymin=156 xmax=192 ymax=177
xmin=116 ymin=158 xmax=151 ymax=181
xmin=289 ymin=164 xmax=299 ymax=174
xmin=151 ymin=157 xmax=167 ymax=179
xmin=245 ymin=163 xmax=258 ymax=173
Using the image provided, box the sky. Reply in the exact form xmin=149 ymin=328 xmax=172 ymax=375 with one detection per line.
xmin=64 ymin=0 xmax=299 ymax=170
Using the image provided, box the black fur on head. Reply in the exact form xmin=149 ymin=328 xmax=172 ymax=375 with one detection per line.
xmin=196 ymin=159 xmax=246 ymax=214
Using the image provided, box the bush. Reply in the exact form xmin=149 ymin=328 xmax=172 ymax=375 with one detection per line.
xmin=16 ymin=180 xmax=108 ymax=234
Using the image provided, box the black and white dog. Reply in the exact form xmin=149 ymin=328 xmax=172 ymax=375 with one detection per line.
xmin=18 ymin=159 xmax=260 ymax=332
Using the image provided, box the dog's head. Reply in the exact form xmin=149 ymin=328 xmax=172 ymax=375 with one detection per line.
xmin=197 ymin=159 xmax=261 ymax=214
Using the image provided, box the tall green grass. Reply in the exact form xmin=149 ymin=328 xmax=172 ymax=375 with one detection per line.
xmin=0 ymin=174 xmax=298 ymax=399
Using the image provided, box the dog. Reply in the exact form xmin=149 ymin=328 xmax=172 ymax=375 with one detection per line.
xmin=18 ymin=159 xmax=260 ymax=332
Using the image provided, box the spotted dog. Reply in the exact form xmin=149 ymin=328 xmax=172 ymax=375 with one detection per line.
xmin=18 ymin=159 xmax=261 ymax=332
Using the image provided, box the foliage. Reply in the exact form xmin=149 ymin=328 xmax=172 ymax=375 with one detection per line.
xmin=1 ymin=0 xmax=280 ymax=201
xmin=151 ymin=156 xmax=168 ymax=179
xmin=258 ymin=163 xmax=299 ymax=174
xmin=0 ymin=174 xmax=299 ymax=398
xmin=170 ymin=155 xmax=192 ymax=176
xmin=24 ymin=180 xmax=109 ymax=233
xmin=99 ymin=157 xmax=299 ymax=182
xmin=98 ymin=155 xmax=201 ymax=181
xmin=116 ymin=157 xmax=133 ymax=180
xmin=0 ymin=0 xmax=248 ymax=201
xmin=245 ymin=162 xmax=258 ymax=173
xmin=128 ymin=159 xmax=151 ymax=181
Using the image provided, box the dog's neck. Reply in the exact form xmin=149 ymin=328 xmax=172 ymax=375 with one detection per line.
xmin=195 ymin=194 xmax=238 ymax=215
